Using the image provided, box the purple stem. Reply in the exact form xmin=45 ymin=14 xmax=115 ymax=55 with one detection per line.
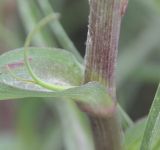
xmin=82 ymin=0 xmax=128 ymax=149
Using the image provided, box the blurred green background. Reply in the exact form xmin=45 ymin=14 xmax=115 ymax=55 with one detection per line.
xmin=0 ymin=0 xmax=160 ymax=149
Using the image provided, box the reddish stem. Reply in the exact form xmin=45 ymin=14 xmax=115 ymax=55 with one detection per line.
xmin=82 ymin=0 xmax=128 ymax=149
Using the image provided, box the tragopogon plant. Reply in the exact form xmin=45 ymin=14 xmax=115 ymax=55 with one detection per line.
xmin=0 ymin=0 xmax=160 ymax=150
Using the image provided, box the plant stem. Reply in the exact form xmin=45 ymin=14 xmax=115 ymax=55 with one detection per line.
xmin=83 ymin=0 xmax=128 ymax=149
xmin=85 ymin=0 xmax=127 ymax=97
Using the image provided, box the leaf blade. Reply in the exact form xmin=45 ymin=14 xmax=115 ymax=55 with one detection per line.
xmin=140 ymin=84 xmax=160 ymax=150
xmin=0 ymin=48 xmax=112 ymax=109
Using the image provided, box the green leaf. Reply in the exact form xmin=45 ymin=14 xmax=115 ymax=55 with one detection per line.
xmin=140 ymin=84 xmax=160 ymax=150
xmin=42 ymin=122 xmax=62 ymax=150
xmin=0 ymin=47 xmax=112 ymax=108
xmin=48 ymin=99 xmax=95 ymax=150
xmin=17 ymin=0 xmax=57 ymax=47
xmin=151 ymin=114 xmax=160 ymax=149
xmin=123 ymin=119 xmax=147 ymax=150
xmin=16 ymin=99 xmax=43 ymax=150
xmin=37 ymin=0 xmax=83 ymax=63
xmin=0 ymin=80 xmax=111 ymax=108
xmin=0 ymin=47 xmax=83 ymax=87
xmin=124 ymin=85 xmax=160 ymax=150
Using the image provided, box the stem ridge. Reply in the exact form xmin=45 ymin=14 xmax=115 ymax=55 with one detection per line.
xmin=83 ymin=0 xmax=128 ymax=149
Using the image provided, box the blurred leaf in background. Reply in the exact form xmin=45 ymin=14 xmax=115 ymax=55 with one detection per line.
xmin=0 ymin=0 xmax=160 ymax=150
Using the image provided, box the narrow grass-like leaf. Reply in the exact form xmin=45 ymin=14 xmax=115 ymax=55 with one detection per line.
xmin=42 ymin=122 xmax=62 ymax=150
xmin=151 ymin=114 xmax=160 ymax=149
xmin=124 ymin=87 xmax=160 ymax=150
xmin=37 ymin=0 xmax=83 ymax=63
xmin=17 ymin=0 xmax=57 ymax=47
xmin=140 ymin=84 xmax=160 ymax=150
xmin=124 ymin=119 xmax=147 ymax=150
xmin=48 ymin=99 xmax=95 ymax=150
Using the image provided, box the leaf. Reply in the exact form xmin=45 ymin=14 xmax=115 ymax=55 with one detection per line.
xmin=123 ymin=118 xmax=147 ymax=150
xmin=140 ymin=84 xmax=160 ymax=150
xmin=42 ymin=122 xmax=62 ymax=150
xmin=16 ymin=99 xmax=43 ymax=150
xmin=0 ymin=47 xmax=83 ymax=86
xmin=48 ymin=99 xmax=95 ymax=150
xmin=124 ymin=84 xmax=160 ymax=150
xmin=17 ymin=0 xmax=57 ymax=47
xmin=0 ymin=47 xmax=112 ymax=108
xmin=37 ymin=0 xmax=83 ymax=63
xmin=151 ymin=114 xmax=160 ymax=149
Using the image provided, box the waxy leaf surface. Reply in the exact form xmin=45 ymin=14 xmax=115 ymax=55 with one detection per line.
xmin=0 ymin=48 xmax=112 ymax=107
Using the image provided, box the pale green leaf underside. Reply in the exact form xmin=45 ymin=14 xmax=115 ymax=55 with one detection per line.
xmin=0 ymin=80 xmax=111 ymax=106
xmin=0 ymin=48 xmax=112 ymax=107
